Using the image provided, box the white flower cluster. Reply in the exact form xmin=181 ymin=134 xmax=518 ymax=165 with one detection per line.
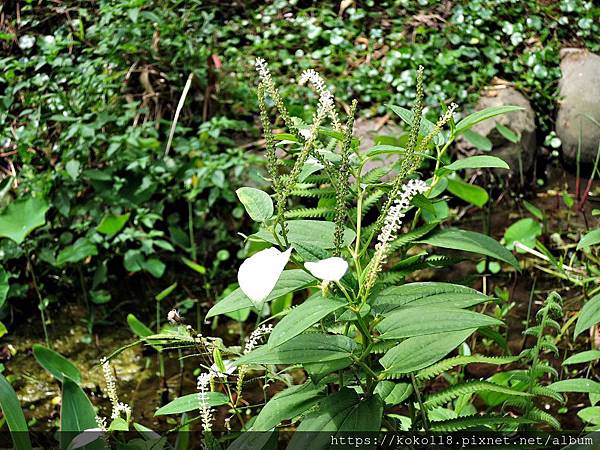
xmin=244 ymin=324 xmax=273 ymax=354
xmin=376 ymin=179 xmax=428 ymax=251
xmin=197 ymin=372 xmax=214 ymax=432
xmin=365 ymin=179 xmax=428 ymax=293
xmin=299 ymin=69 xmax=339 ymax=132
xmin=101 ymin=358 xmax=131 ymax=421
xmin=254 ymin=57 xmax=272 ymax=88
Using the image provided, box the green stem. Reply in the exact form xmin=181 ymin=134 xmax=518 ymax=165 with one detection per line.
xmin=27 ymin=252 xmax=50 ymax=348
xmin=410 ymin=373 xmax=429 ymax=431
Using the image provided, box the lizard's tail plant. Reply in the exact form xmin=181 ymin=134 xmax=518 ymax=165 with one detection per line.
xmin=152 ymin=60 xmax=532 ymax=438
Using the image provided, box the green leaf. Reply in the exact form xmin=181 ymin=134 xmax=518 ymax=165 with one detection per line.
xmin=127 ymin=314 xmax=153 ymax=338
xmin=61 ymin=378 xmax=104 ymax=450
xmin=97 ymin=212 xmax=130 ymax=237
xmin=504 ymin=218 xmax=542 ymax=251
xmin=236 ymin=187 xmax=274 ymax=222
xmin=446 ymin=178 xmax=489 ymax=207
xmin=288 ymin=389 xmax=382 ymax=448
xmin=155 ymin=392 xmax=228 ymax=415
xmin=374 ymin=381 xmax=413 ymax=406
xmin=252 ymin=382 xmax=325 ymax=431
xmin=420 ymin=228 xmax=520 ymax=269
xmin=577 ymin=406 xmax=600 ymax=424
xmin=305 ymin=358 xmax=353 ymax=384
xmin=0 ymin=374 xmax=32 ymax=450
xmin=252 ymin=220 xmax=355 ymax=249
xmin=455 ymin=106 xmax=524 ymax=133
xmin=372 ymin=282 xmax=489 ymax=315
xmin=235 ymin=333 xmax=357 ymax=366
xmin=206 ymin=270 xmax=315 ymax=318
xmin=33 ymin=345 xmax=81 ymax=384
xmin=376 ymin=307 xmax=501 ymax=339
xmin=444 ymin=155 xmax=509 ymax=171
xmin=575 ymin=294 xmax=600 ymax=337
xmin=380 ymin=329 xmax=475 ymax=374
xmin=495 ymin=123 xmax=520 ymax=143
xmin=578 ymin=229 xmax=600 ymax=250
xmin=548 ymin=379 xmax=600 ymax=394
xmin=56 ymin=238 xmax=98 ymax=266
xmin=462 ymin=129 xmax=492 ymax=151
xmin=108 ymin=417 xmax=129 ymax=432
xmin=390 ymin=105 xmax=444 ymax=145
xmin=523 ymin=200 xmax=544 ymax=221
xmin=268 ymin=293 xmax=346 ymax=348
xmin=0 ymin=196 xmax=49 ymax=244
xmin=563 ymin=350 xmax=600 ymax=366
xmin=181 ymin=257 xmax=206 ymax=274
xmin=0 ymin=267 xmax=9 ymax=309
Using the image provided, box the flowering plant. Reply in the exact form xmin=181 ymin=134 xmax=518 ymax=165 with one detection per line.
xmin=147 ymin=61 xmax=561 ymax=444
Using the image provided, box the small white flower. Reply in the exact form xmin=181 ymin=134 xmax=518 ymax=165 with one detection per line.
xmin=210 ymin=359 xmax=236 ymax=377
xmin=167 ymin=309 xmax=181 ymax=324
xmin=238 ymin=247 xmax=292 ymax=304
xmin=305 ymin=257 xmax=348 ymax=282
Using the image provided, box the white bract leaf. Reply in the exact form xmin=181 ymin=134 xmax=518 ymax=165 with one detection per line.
xmin=305 ymin=257 xmax=348 ymax=282
xmin=238 ymin=247 xmax=292 ymax=306
xmin=210 ymin=359 xmax=236 ymax=377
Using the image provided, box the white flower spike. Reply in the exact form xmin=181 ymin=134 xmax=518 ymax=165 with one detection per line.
xmin=238 ymin=247 xmax=292 ymax=305
xmin=305 ymin=257 xmax=348 ymax=282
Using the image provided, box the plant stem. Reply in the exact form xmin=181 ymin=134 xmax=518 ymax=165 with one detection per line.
xmin=27 ymin=252 xmax=50 ymax=348
xmin=410 ymin=373 xmax=429 ymax=431
xmin=188 ymin=199 xmax=196 ymax=261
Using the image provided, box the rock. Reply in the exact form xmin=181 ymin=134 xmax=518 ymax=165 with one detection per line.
xmin=556 ymin=48 xmax=600 ymax=166
xmin=468 ymin=81 xmax=537 ymax=179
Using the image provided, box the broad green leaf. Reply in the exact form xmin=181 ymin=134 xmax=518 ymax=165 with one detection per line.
xmin=253 ymin=220 xmax=355 ymax=249
xmin=380 ymin=329 xmax=475 ymax=374
xmin=390 ymin=105 xmax=445 ymax=145
xmin=523 ymin=200 xmax=544 ymax=221
xmin=371 ymin=282 xmax=489 ymax=315
xmin=56 ymin=238 xmax=98 ymax=266
xmin=236 ymin=187 xmax=274 ymax=222
xmin=376 ymin=307 xmax=501 ymax=339
xmin=305 ymin=358 xmax=353 ymax=384
xmin=446 ymin=178 xmax=488 ymax=207
xmin=108 ymin=417 xmax=129 ymax=432
xmin=288 ymin=389 xmax=382 ymax=448
xmin=97 ymin=213 xmax=130 ymax=237
xmin=155 ymin=392 xmax=228 ymax=415
xmin=444 ymin=155 xmax=509 ymax=171
xmin=252 ymin=383 xmax=325 ymax=431
xmin=268 ymin=293 xmax=346 ymax=348
xmin=462 ymin=129 xmax=492 ymax=151
xmin=235 ymin=333 xmax=357 ymax=366
xmin=374 ymin=381 xmax=413 ymax=406
xmin=61 ymin=378 xmax=104 ymax=450
xmin=504 ymin=218 xmax=542 ymax=251
xmin=155 ymin=282 xmax=177 ymax=302
xmin=548 ymin=379 xmax=600 ymax=394
xmin=0 ymin=196 xmax=49 ymax=244
xmin=578 ymin=406 xmax=600 ymax=424
xmin=206 ymin=270 xmax=315 ymax=318
xmin=420 ymin=228 xmax=520 ymax=269
xmin=495 ymin=123 xmax=520 ymax=143
xmin=578 ymin=229 xmax=600 ymax=250
xmin=0 ymin=267 xmax=9 ymax=309
xmin=563 ymin=350 xmax=600 ymax=366
xmin=455 ymin=106 xmax=524 ymax=133
xmin=33 ymin=345 xmax=81 ymax=384
xmin=127 ymin=314 xmax=153 ymax=338
xmin=575 ymin=294 xmax=600 ymax=337
xmin=0 ymin=374 xmax=32 ymax=450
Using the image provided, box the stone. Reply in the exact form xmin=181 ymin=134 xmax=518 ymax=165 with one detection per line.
xmin=556 ymin=48 xmax=600 ymax=166
xmin=468 ymin=81 xmax=537 ymax=179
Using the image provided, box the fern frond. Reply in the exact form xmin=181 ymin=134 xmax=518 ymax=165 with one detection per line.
xmin=526 ymin=407 xmax=561 ymax=430
xmin=371 ymin=341 xmax=397 ymax=355
xmin=359 ymin=190 xmax=385 ymax=216
xmin=416 ymin=355 xmax=519 ymax=382
xmin=284 ymin=207 xmax=333 ymax=219
xmin=523 ymin=325 xmax=541 ymax=337
xmin=303 ymin=174 xmax=330 ymax=184
xmin=290 ymin=187 xmax=336 ymax=198
xmin=376 ymin=271 xmax=406 ymax=285
xmin=429 ymin=415 xmax=533 ymax=432
xmin=531 ymin=385 xmax=564 ymax=403
xmin=530 ymin=364 xmax=559 ymax=379
xmin=362 ymin=166 xmax=391 ymax=185
xmin=424 ymin=381 xmax=531 ymax=409
xmin=389 ymin=223 xmax=438 ymax=251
